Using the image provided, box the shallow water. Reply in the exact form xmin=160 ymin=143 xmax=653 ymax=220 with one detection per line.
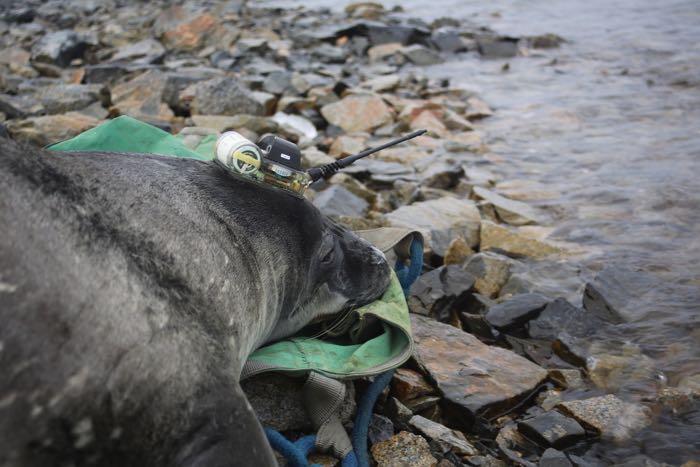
xmin=268 ymin=0 xmax=700 ymax=462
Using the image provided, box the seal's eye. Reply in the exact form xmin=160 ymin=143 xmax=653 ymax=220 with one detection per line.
xmin=321 ymin=248 xmax=335 ymax=264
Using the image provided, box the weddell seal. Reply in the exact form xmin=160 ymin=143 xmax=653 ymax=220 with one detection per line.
xmin=0 ymin=138 xmax=391 ymax=466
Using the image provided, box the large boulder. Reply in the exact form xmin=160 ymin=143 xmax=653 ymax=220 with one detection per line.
xmin=411 ymin=314 xmax=548 ymax=429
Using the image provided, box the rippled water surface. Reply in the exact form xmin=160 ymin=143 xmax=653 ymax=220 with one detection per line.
xmin=268 ymin=0 xmax=700 ymax=462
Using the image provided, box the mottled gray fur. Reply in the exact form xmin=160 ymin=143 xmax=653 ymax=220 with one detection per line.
xmin=0 ymin=139 xmax=390 ymax=466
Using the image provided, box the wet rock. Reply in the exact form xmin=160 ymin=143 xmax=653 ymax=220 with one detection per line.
xmin=386 ymin=197 xmax=481 ymax=254
xmin=6 ymin=112 xmax=101 ymax=146
xmin=329 ymin=134 xmax=367 ymax=158
xmin=443 ymin=237 xmax=474 ymax=266
xmin=336 ymin=22 xmax=430 ymax=47
xmin=110 ymin=70 xmax=174 ymax=123
xmin=556 ymin=395 xmax=651 ymax=442
xmin=548 ymin=369 xmax=584 ymax=390
xmin=582 ymin=267 xmax=643 ymax=324
xmin=344 ymin=158 xmax=417 ymax=183
xmin=539 ymin=448 xmax=573 ymax=467
xmin=528 ymin=298 xmax=600 ymax=342
xmin=3 ymin=6 xmax=35 ymax=23
xmin=401 ymin=45 xmax=443 ymax=66
xmin=0 ymin=93 xmax=43 ymax=119
xmin=407 ymin=265 xmax=475 ymax=320
xmin=517 ymin=411 xmax=585 ymax=449
xmin=182 ymin=77 xmax=265 ymax=116
xmin=480 ymin=221 xmax=561 ymax=259
xmin=465 ymin=97 xmax=493 ymax=120
xmin=313 ymin=185 xmax=369 ymax=218
xmin=431 ymin=28 xmax=467 ymax=53
xmin=411 ymin=314 xmax=548 ymax=427
xmin=242 ymin=373 xmax=355 ymax=431
xmin=463 ymin=252 xmax=512 ymax=298
xmin=34 ymin=84 xmax=106 ymax=114
xmin=476 ymin=35 xmax=519 ymax=58
xmin=418 ymin=159 xmax=464 ymax=189
xmin=409 ymin=415 xmax=478 ymax=456
xmin=370 ymin=431 xmax=437 ymax=467
xmin=485 ymin=293 xmax=551 ymax=330
xmin=585 ymin=342 xmax=658 ymax=392
xmin=321 ymin=93 xmax=393 ymax=133
xmin=473 ymin=187 xmax=541 ymax=226
xmin=369 ymin=414 xmax=395 ymax=445
xmin=391 ymin=368 xmax=435 ymax=402
xmin=409 ymin=110 xmax=448 ymax=138
xmin=109 ymin=39 xmax=165 ymax=64
xmin=495 ymin=423 xmax=538 ymax=467
xmin=31 ymin=30 xmax=93 ymax=67
xmin=345 ymin=2 xmax=385 ymax=20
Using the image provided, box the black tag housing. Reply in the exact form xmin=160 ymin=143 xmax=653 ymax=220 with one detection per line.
xmin=258 ymin=135 xmax=302 ymax=171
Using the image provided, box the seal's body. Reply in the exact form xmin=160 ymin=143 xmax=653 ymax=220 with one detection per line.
xmin=0 ymin=139 xmax=390 ymax=466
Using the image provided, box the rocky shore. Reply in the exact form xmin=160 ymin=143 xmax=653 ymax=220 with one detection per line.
xmin=1 ymin=1 xmax=698 ymax=466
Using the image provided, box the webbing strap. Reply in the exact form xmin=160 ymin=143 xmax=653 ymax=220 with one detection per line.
xmin=303 ymin=372 xmax=353 ymax=458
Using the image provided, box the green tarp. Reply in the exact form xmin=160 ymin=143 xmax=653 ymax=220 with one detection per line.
xmin=49 ymin=116 xmax=413 ymax=380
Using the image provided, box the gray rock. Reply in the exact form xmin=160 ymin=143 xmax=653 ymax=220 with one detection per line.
xmin=163 ymin=69 xmax=223 ymax=111
xmin=518 ymin=411 xmax=585 ymax=449
xmin=334 ymin=22 xmax=430 ymax=46
xmin=184 ymin=77 xmax=265 ymax=116
xmin=241 ymin=374 xmax=355 ymax=431
xmin=411 ymin=314 xmax=548 ymax=429
xmin=368 ymin=414 xmax=395 ymax=446
xmin=485 ymin=293 xmax=551 ymax=330
xmin=401 ymin=44 xmax=443 ymax=66
xmin=0 ymin=93 xmax=43 ymax=119
xmin=34 ymin=84 xmax=106 ymax=114
xmin=476 ymin=35 xmax=519 ymax=58
xmin=263 ymin=71 xmax=293 ymax=94
xmin=385 ymin=197 xmax=481 ymax=254
xmin=528 ymin=298 xmax=600 ymax=341
xmin=83 ymin=64 xmax=133 ymax=85
xmin=344 ymin=159 xmax=417 ymax=183
xmin=409 ymin=415 xmax=477 ymax=456
xmin=473 ymin=186 xmax=541 ymax=226
xmin=313 ymin=185 xmax=369 ymax=218
xmin=431 ymin=28 xmax=467 ymax=53
xmin=582 ymin=266 xmax=652 ymax=323
xmin=539 ymin=448 xmax=573 ymax=467
xmin=109 ymin=39 xmax=165 ymax=64
xmin=313 ymin=43 xmax=348 ymax=63
xmin=31 ymin=30 xmax=93 ymax=67
xmin=408 ymin=265 xmax=475 ymax=321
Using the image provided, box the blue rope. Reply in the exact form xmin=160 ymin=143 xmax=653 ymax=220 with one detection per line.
xmin=395 ymin=238 xmax=424 ymax=296
xmin=263 ymin=238 xmax=422 ymax=467
xmin=351 ymin=369 xmax=395 ymax=467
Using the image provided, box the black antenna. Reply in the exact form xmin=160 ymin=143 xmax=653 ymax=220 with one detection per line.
xmin=307 ymin=129 xmax=427 ymax=182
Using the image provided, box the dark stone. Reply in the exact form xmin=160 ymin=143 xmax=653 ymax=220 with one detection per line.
xmin=527 ymin=298 xmax=598 ymax=341
xmin=403 ymin=395 xmax=441 ymax=413
xmin=411 ymin=314 xmax=547 ymax=429
xmin=313 ymin=185 xmax=369 ymax=218
xmin=385 ymin=396 xmax=413 ymax=431
xmin=0 ymin=122 xmax=9 ymax=139
xmin=163 ymin=69 xmax=222 ymax=111
xmin=582 ymin=267 xmax=644 ymax=323
xmin=518 ymin=411 xmax=585 ymax=449
xmin=368 ymin=414 xmax=394 ymax=446
xmin=31 ymin=30 xmax=93 ymax=67
xmin=333 ymin=21 xmax=430 ymax=46
xmin=83 ymin=64 xmax=132 ymax=85
xmin=460 ymin=312 xmax=498 ymax=341
xmin=476 ymin=35 xmax=519 ymax=58
xmin=34 ymin=84 xmax=107 ymax=114
xmin=3 ymin=7 xmax=35 ymax=23
xmin=408 ymin=265 xmax=475 ymax=321
xmin=430 ymin=28 xmax=467 ymax=53
xmin=539 ymin=448 xmax=573 ymax=467
xmin=485 ymin=293 xmax=551 ymax=330
xmin=210 ymin=50 xmax=235 ymax=70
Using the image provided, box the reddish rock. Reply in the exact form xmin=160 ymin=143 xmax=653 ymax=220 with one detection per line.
xmin=7 ymin=113 xmax=101 ymax=146
xmin=157 ymin=7 xmax=219 ymax=51
xmin=411 ymin=314 xmax=548 ymax=428
xmin=321 ymin=94 xmax=393 ymax=133
xmin=391 ymin=368 xmax=435 ymax=402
